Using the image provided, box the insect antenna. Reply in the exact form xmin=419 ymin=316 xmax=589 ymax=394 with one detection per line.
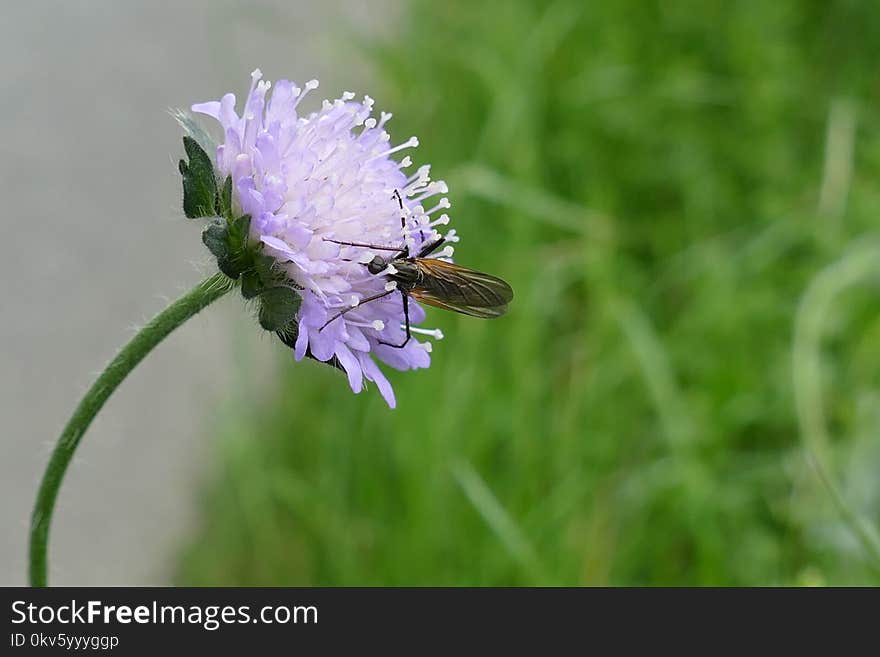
xmin=323 ymin=238 xmax=403 ymax=252
xmin=393 ymin=188 xmax=426 ymax=246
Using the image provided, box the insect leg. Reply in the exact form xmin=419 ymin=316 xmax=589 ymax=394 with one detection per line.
xmin=379 ymin=291 xmax=412 ymax=349
xmin=417 ymin=236 xmax=446 ymax=258
xmin=320 ymin=289 xmax=396 ymax=331
xmin=393 ymin=189 xmax=405 ymax=228
xmin=394 ymin=188 xmax=426 ymax=254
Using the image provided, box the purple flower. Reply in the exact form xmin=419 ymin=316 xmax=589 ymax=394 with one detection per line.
xmin=192 ymin=70 xmax=456 ymax=408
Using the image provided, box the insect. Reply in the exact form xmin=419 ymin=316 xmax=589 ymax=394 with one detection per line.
xmin=321 ymin=191 xmax=513 ymax=348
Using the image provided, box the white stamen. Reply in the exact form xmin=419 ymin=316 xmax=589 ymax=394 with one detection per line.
xmin=409 ymin=327 xmax=445 ymax=340
xmin=369 ymin=136 xmax=418 ymax=162
xmin=342 ymin=91 xmax=355 ymax=101
xmin=382 ymin=264 xmax=398 ymax=275
xmin=291 ymin=79 xmax=320 ymax=111
xmin=435 ymin=246 xmax=454 ymax=259
xmin=372 ymin=320 xmax=385 ymax=331
xmin=357 ymin=251 xmax=377 ymax=264
xmin=406 ymin=165 xmax=431 ymax=185
xmin=425 ymin=198 xmax=451 ymax=215
xmin=403 ymin=219 xmax=429 ymax=234
xmin=385 ymin=281 xmax=398 ymax=291
xmin=347 ymin=319 xmax=376 ymax=329
xmin=417 ymin=341 xmax=433 ymax=353
xmin=350 ymin=295 xmax=360 ymax=307
xmin=411 ymin=182 xmax=448 ymax=204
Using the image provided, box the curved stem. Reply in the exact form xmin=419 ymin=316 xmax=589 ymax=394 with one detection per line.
xmin=29 ymin=272 xmax=233 ymax=586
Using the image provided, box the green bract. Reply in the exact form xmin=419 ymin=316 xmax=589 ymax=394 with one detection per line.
xmin=179 ymin=137 xmax=301 ymax=335
xmin=179 ymin=136 xmax=217 ymax=219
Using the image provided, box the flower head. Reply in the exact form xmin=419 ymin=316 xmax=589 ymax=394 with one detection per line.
xmin=192 ymin=69 xmax=456 ymax=408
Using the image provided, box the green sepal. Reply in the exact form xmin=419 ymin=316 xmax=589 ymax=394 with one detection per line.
xmin=244 ymin=254 xmax=279 ymax=300
xmin=201 ymin=221 xmax=229 ymax=260
xmin=258 ymin=286 xmax=302 ymax=331
xmin=275 ymin=324 xmax=299 ymax=350
xmin=179 ymin=136 xmax=217 ymax=218
xmin=217 ymin=175 xmax=233 ymax=218
xmin=200 ymin=214 xmax=254 ymax=280
xmin=216 ymin=255 xmax=240 ymax=280
xmin=240 ymin=270 xmax=262 ymax=299
xmin=229 ymin=214 xmax=251 ymax=247
xmin=203 ymin=223 xmax=239 ymax=278
xmin=254 ymin=254 xmax=277 ymax=281
xmin=201 ymin=221 xmax=240 ymax=279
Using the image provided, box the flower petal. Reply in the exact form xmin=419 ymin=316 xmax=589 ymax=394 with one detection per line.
xmin=360 ymin=354 xmax=396 ymax=409
xmin=335 ymin=344 xmax=363 ymax=394
xmin=191 ymin=101 xmax=221 ymax=119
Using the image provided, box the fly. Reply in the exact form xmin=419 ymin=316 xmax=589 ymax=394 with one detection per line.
xmin=321 ymin=191 xmax=513 ymax=348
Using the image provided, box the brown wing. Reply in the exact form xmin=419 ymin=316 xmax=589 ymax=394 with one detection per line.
xmin=410 ymin=288 xmax=509 ymax=318
xmin=411 ymin=259 xmax=513 ymax=318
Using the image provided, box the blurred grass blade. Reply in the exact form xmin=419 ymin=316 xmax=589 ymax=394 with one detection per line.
xmin=817 ymin=98 xmax=857 ymax=226
xmin=612 ymin=296 xmax=695 ymax=449
xmin=451 ymin=460 xmax=549 ymax=583
xmin=452 ymin=162 xmax=607 ymax=235
xmin=792 ymin=239 xmax=880 ymax=570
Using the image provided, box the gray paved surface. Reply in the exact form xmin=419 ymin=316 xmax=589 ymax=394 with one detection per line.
xmin=1 ymin=0 xmax=391 ymax=585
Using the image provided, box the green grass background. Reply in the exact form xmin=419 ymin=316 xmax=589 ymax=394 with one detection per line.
xmin=177 ymin=0 xmax=880 ymax=585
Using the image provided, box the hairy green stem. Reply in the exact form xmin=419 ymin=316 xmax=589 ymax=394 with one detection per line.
xmin=29 ymin=273 xmax=232 ymax=586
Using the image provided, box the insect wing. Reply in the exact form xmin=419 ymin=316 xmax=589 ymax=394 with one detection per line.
xmin=409 ymin=289 xmax=509 ymax=318
xmin=411 ymin=259 xmax=513 ymax=318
